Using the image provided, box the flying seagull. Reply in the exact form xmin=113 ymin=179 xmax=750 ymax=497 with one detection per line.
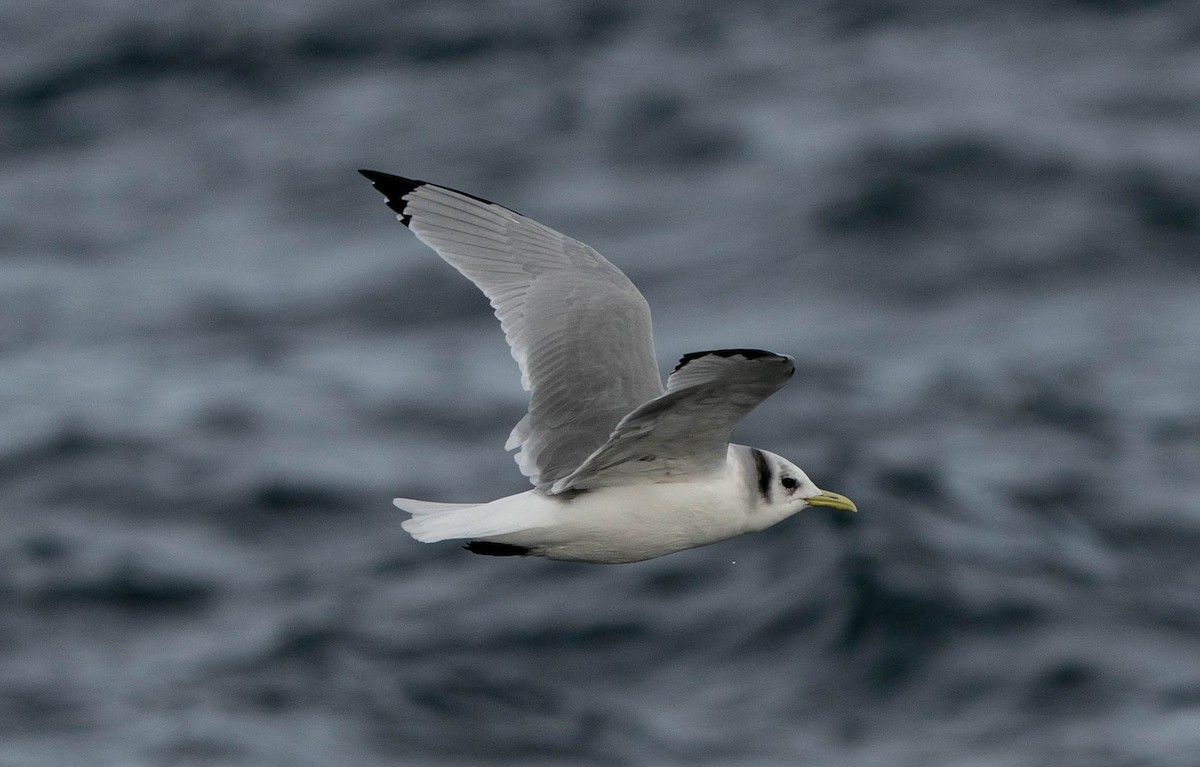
xmin=360 ymin=170 xmax=856 ymax=564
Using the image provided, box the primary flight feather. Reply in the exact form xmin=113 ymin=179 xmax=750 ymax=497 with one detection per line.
xmin=360 ymin=169 xmax=855 ymax=564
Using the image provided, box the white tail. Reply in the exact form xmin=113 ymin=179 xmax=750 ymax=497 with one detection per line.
xmin=394 ymin=491 xmax=551 ymax=543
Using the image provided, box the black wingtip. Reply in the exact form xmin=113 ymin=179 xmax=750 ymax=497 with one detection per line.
xmin=673 ymin=348 xmax=789 ymax=373
xmin=360 ymin=169 xmax=524 ymax=220
xmin=464 ymin=541 xmax=532 ymax=557
xmin=359 ymin=169 xmax=423 ymax=225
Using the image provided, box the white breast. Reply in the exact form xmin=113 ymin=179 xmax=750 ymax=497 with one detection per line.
xmin=504 ymin=457 xmax=755 ymax=563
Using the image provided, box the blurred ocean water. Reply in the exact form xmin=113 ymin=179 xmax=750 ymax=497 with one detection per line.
xmin=2 ymin=1 xmax=1200 ymax=764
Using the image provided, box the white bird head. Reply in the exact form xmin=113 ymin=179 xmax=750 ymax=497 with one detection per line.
xmin=743 ymin=446 xmax=857 ymax=526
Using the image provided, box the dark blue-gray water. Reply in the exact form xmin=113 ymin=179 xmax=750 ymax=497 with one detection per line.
xmin=3 ymin=1 xmax=1199 ymax=764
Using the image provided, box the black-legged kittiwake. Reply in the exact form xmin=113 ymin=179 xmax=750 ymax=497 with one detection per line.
xmin=360 ymin=170 xmax=856 ymax=564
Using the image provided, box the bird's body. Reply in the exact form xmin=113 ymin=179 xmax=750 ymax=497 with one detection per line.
xmin=360 ymin=169 xmax=856 ymax=563
xmin=402 ymin=445 xmax=802 ymax=563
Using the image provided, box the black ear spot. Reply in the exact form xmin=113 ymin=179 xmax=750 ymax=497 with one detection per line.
xmin=780 ymin=476 xmax=799 ymax=490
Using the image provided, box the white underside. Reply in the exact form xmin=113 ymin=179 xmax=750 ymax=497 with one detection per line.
xmin=395 ymin=449 xmax=793 ymax=564
xmin=398 ymin=483 xmax=734 ymax=563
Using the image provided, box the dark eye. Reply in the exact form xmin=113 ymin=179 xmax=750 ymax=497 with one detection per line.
xmin=781 ymin=476 xmax=798 ymax=490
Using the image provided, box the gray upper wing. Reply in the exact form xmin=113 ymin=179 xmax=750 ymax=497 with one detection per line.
xmin=360 ymin=170 xmax=664 ymax=490
xmin=549 ymin=349 xmax=795 ymax=493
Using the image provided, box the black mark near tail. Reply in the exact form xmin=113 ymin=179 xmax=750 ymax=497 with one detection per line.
xmin=465 ymin=541 xmax=531 ymax=557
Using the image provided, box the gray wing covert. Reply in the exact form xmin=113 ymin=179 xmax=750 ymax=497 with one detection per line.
xmin=550 ymin=349 xmax=795 ymax=493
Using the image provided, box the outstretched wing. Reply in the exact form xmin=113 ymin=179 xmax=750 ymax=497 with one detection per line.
xmin=360 ymin=170 xmax=665 ymax=490
xmin=550 ymin=349 xmax=795 ymax=493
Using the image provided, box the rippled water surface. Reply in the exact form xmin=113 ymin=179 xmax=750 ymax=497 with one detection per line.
xmin=3 ymin=2 xmax=1200 ymax=764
